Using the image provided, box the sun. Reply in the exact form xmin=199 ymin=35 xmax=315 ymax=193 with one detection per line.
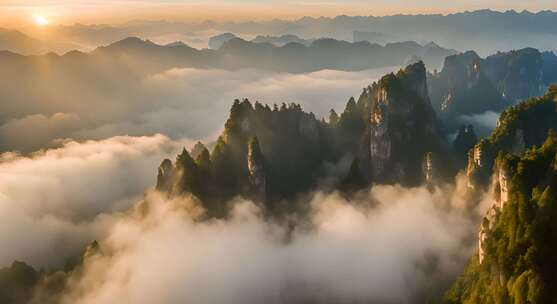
xmin=34 ymin=16 xmax=50 ymax=26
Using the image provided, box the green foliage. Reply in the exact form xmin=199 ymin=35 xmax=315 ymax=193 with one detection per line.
xmin=444 ymin=133 xmax=557 ymax=303
xmin=155 ymin=61 xmax=453 ymax=215
xmin=467 ymin=87 xmax=557 ymax=189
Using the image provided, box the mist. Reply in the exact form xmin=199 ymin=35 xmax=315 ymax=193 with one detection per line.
xmin=457 ymin=111 xmax=500 ymax=137
xmin=0 ymin=66 xmax=396 ymax=153
xmin=0 ymin=134 xmax=186 ymax=268
xmin=53 ymin=177 xmax=487 ymax=304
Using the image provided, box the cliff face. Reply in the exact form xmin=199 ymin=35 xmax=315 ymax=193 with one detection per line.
xmin=156 ymin=98 xmax=336 ymax=216
xmin=155 ymin=62 xmax=456 ymax=216
xmin=428 ymin=51 xmax=506 ymax=132
xmin=445 ymin=133 xmax=557 ymax=304
xmin=465 ymin=86 xmax=557 ymax=190
xmin=483 ymin=48 xmax=544 ymax=103
xmin=247 ymin=137 xmax=266 ymax=202
xmin=429 ymin=48 xmax=550 ymax=135
xmin=361 ymin=62 xmax=450 ymax=185
xmin=478 ymin=162 xmax=515 ymax=264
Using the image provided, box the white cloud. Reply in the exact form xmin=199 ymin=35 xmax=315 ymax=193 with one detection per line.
xmin=0 ymin=134 xmax=186 ymax=268
xmin=59 ymin=182 xmax=482 ymax=304
xmin=0 ymin=67 xmax=397 ymax=153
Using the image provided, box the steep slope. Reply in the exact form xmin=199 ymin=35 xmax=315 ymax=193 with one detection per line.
xmin=355 ymin=61 xmax=450 ymax=184
xmin=156 ymin=100 xmax=336 ymax=216
xmin=155 ymin=62 xmax=452 ymax=216
xmin=444 ymin=132 xmax=557 ymax=303
xmin=483 ymin=48 xmax=544 ymax=103
xmin=429 ymin=48 xmax=552 ymax=134
xmin=466 ymin=86 xmax=557 ymax=189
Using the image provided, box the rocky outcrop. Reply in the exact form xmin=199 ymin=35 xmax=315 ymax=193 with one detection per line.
xmin=154 ymin=62 xmax=459 ymax=216
xmin=247 ymin=137 xmax=266 ymax=202
xmin=483 ymin=48 xmax=544 ymax=103
xmin=464 ymin=86 xmax=557 ymax=190
xmin=428 ymin=51 xmax=506 ymax=133
xmin=369 ymin=102 xmax=391 ymax=178
xmin=478 ymin=205 xmax=498 ymax=264
xmin=478 ymin=161 xmax=515 ymax=264
xmin=361 ymin=61 xmax=449 ymax=185
xmin=156 ymin=158 xmax=174 ymax=192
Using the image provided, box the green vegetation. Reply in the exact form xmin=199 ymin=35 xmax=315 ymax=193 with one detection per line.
xmin=156 ymin=61 xmax=450 ymax=216
xmin=467 ymin=86 xmax=557 ymax=188
xmin=444 ymin=132 xmax=557 ymax=303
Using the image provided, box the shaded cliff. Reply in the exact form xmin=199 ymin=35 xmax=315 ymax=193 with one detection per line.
xmin=444 ymin=132 xmax=557 ymax=303
xmin=429 ymin=48 xmax=551 ymax=134
xmin=357 ymin=61 xmax=451 ymax=184
xmin=466 ymin=85 xmax=557 ymax=189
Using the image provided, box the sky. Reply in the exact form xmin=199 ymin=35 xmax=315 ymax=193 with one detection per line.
xmin=1 ymin=0 xmax=557 ymax=27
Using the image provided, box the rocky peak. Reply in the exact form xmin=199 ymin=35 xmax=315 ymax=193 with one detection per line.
xmin=156 ymin=158 xmax=174 ymax=191
xmin=398 ymin=61 xmax=429 ymax=101
xmin=190 ymin=141 xmax=208 ymax=160
xmin=364 ymin=61 xmax=447 ymax=185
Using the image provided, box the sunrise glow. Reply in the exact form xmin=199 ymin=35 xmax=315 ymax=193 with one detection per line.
xmin=34 ymin=16 xmax=49 ymax=26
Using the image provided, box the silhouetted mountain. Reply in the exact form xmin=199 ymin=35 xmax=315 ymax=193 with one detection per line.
xmin=0 ymin=36 xmax=455 ymax=77
xmin=24 ymin=10 xmax=557 ymax=55
xmin=208 ymin=32 xmax=236 ymax=49
xmin=353 ymin=31 xmax=399 ymax=45
xmin=445 ymin=131 xmax=557 ymax=303
xmin=155 ymin=62 xmax=452 ymax=216
xmin=0 ymin=29 xmax=45 ymax=55
xmin=0 ymin=261 xmax=39 ymax=304
xmin=251 ymin=34 xmax=314 ymax=46
xmin=0 ymin=240 xmax=102 ymax=304
xmin=0 ymin=28 xmax=80 ymax=55
xmin=429 ymin=48 xmax=553 ymax=133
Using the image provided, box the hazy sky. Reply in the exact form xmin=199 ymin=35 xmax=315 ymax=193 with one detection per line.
xmin=1 ymin=0 xmax=557 ymax=27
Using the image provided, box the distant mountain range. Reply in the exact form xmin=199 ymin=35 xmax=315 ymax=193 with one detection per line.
xmin=208 ymin=33 xmax=315 ymax=49
xmin=12 ymin=9 xmax=557 ymax=55
xmin=0 ymin=28 xmax=79 ymax=55
xmin=0 ymin=36 xmax=456 ymax=73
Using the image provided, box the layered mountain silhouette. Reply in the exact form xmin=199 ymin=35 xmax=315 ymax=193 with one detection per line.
xmin=97 ymin=36 xmax=455 ymax=72
xmin=16 ymin=10 xmax=557 ymax=55
xmin=209 ymin=33 xmax=315 ymax=49
xmin=0 ymin=28 xmax=80 ymax=55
